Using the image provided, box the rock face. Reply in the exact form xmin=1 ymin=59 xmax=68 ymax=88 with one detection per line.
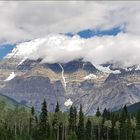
xmin=0 ymin=56 xmax=140 ymax=114
xmin=0 ymin=76 xmax=66 ymax=111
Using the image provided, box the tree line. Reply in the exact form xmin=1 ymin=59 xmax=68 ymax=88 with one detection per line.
xmin=0 ymin=99 xmax=140 ymax=140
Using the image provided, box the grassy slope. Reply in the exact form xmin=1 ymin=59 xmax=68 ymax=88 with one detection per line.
xmin=0 ymin=93 xmax=30 ymax=110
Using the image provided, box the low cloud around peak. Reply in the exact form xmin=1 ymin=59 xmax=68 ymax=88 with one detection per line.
xmin=8 ymin=33 xmax=140 ymax=68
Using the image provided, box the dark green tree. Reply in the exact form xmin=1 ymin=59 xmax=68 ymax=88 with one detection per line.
xmin=39 ymin=99 xmax=50 ymax=140
xmin=67 ymin=131 xmax=77 ymax=140
xmin=73 ymin=106 xmax=77 ymax=132
xmin=77 ymin=105 xmax=85 ymax=140
xmin=29 ymin=106 xmax=35 ymax=136
xmin=85 ymin=119 xmax=92 ymax=140
xmin=102 ymin=108 xmax=110 ymax=120
xmin=31 ymin=106 xmax=35 ymax=116
xmin=121 ymin=105 xmax=128 ymax=121
xmin=69 ymin=106 xmax=75 ymax=132
xmin=55 ymin=102 xmax=60 ymax=113
xmin=120 ymin=105 xmax=129 ymax=140
xmin=96 ymin=107 xmax=101 ymax=117
xmin=52 ymin=102 xmax=61 ymax=140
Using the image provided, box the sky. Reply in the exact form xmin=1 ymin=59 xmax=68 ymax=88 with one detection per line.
xmin=0 ymin=1 xmax=129 ymax=44
xmin=1 ymin=1 xmax=140 ymax=67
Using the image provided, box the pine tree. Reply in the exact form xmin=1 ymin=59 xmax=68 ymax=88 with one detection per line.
xmin=55 ymin=102 xmax=60 ymax=113
xmin=136 ymin=109 xmax=140 ymax=129
xmin=96 ymin=107 xmax=101 ymax=117
xmin=85 ymin=119 xmax=92 ymax=140
xmin=120 ymin=105 xmax=129 ymax=140
xmin=68 ymin=106 xmax=76 ymax=132
xmin=122 ymin=105 xmax=128 ymax=119
xmin=52 ymin=102 xmax=61 ymax=140
xmin=73 ymin=106 xmax=77 ymax=132
xmin=77 ymin=105 xmax=85 ymax=140
xmin=39 ymin=99 xmax=50 ymax=140
xmin=102 ymin=108 xmax=110 ymax=120
xmin=31 ymin=106 xmax=35 ymax=116
xmin=29 ymin=106 xmax=35 ymax=136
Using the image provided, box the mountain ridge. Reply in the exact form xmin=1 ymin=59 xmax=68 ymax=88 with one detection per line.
xmin=0 ymin=37 xmax=140 ymax=114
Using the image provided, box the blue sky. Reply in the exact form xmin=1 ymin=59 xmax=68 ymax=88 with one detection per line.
xmin=66 ymin=26 xmax=123 ymax=38
xmin=0 ymin=44 xmax=15 ymax=60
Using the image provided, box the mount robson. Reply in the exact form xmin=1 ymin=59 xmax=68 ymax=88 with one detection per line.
xmin=0 ymin=35 xmax=140 ymax=115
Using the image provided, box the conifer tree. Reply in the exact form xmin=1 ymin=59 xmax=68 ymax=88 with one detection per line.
xmin=102 ymin=108 xmax=110 ymax=120
xmin=52 ymin=102 xmax=60 ymax=140
xmin=29 ymin=106 xmax=35 ymax=136
xmin=96 ymin=107 xmax=101 ymax=117
xmin=39 ymin=99 xmax=50 ymax=140
xmin=68 ymin=106 xmax=76 ymax=132
xmin=77 ymin=105 xmax=85 ymax=140
xmin=73 ymin=106 xmax=77 ymax=132
xmin=55 ymin=102 xmax=60 ymax=113
xmin=122 ymin=105 xmax=128 ymax=119
xmin=85 ymin=119 xmax=92 ymax=140
xmin=136 ymin=109 xmax=140 ymax=129
xmin=31 ymin=106 xmax=35 ymax=116
xmin=120 ymin=105 xmax=129 ymax=140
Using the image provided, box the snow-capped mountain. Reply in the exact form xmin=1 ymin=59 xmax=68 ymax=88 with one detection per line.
xmin=0 ymin=35 xmax=140 ymax=114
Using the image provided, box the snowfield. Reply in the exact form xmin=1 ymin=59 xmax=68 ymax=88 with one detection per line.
xmin=4 ymin=72 xmax=16 ymax=81
xmin=84 ymin=74 xmax=97 ymax=80
xmin=64 ymin=98 xmax=73 ymax=107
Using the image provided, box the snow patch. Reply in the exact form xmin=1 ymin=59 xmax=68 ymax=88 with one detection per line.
xmin=4 ymin=72 xmax=16 ymax=81
xmin=18 ymin=57 xmax=27 ymax=66
xmin=6 ymin=37 xmax=47 ymax=59
xmin=135 ymin=65 xmax=140 ymax=71
xmin=64 ymin=99 xmax=73 ymax=107
xmin=127 ymin=83 xmax=133 ymax=86
xmin=58 ymin=63 xmax=67 ymax=88
xmin=84 ymin=74 xmax=97 ymax=80
xmin=95 ymin=64 xmax=121 ymax=74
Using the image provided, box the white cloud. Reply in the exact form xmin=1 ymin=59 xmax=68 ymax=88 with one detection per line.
xmin=0 ymin=1 xmax=140 ymax=44
xmin=2 ymin=1 xmax=140 ymax=67
xmin=8 ymin=33 xmax=140 ymax=67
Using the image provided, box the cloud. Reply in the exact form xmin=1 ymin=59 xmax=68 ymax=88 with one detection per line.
xmin=9 ymin=33 xmax=140 ymax=68
xmin=2 ymin=1 xmax=140 ymax=67
xmin=0 ymin=1 xmax=140 ymax=44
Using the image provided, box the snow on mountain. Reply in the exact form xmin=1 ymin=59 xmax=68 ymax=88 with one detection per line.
xmin=136 ymin=66 xmax=140 ymax=71
xmin=5 ymin=34 xmax=140 ymax=74
xmin=64 ymin=98 xmax=73 ymax=107
xmin=1 ymin=49 xmax=140 ymax=114
xmin=84 ymin=74 xmax=97 ymax=80
xmin=58 ymin=63 xmax=67 ymax=89
xmin=6 ymin=37 xmax=47 ymax=59
xmin=4 ymin=72 xmax=16 ymax=81
xmin=94 ymin=64 xmax=121 ymax=74
xmin=18 ymin=57 xmax=28 ymax=66
xmin=1 ymin=34 xmax=140 ymax=114
xmin=5 ymin=34 xmax=84 ymax=63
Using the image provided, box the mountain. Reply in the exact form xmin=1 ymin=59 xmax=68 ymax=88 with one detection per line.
xmin=0 ymin=37 xmax=140 ymax=115
xmin=125 ymin=102 xmax=140 ymax=113
xmin=0 ymin=93 xmax=29 ymax=110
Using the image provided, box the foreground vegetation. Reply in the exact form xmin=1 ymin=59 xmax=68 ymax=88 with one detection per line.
xmin=0 ymin=100 xmax=140 ymax=140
